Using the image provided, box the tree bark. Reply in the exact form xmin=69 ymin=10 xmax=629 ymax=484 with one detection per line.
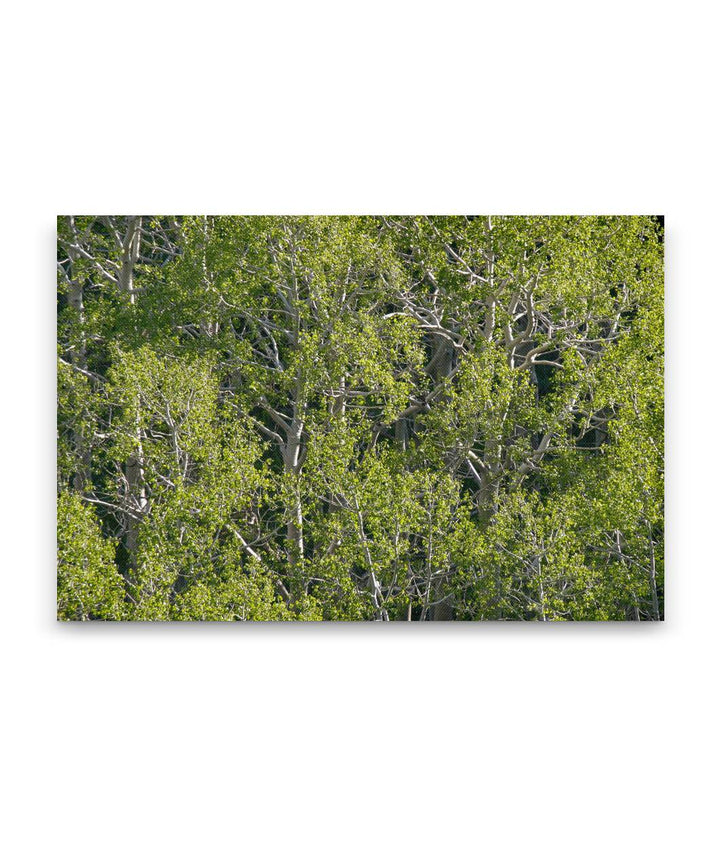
xmin=118 ymin=217 xmax=142 ymax=300
xmin=118 ymin=217 xmax=146 ymax=574
xmin=65 ymin=221 xmax=90 ymax=491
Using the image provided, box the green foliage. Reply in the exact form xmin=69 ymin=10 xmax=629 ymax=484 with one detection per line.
xmin=57 ymin=215 xmax=664 ymax=620
xmin=57 ymin=493 xmax=125 ymax=620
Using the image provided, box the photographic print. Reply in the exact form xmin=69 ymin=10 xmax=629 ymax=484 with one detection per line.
xmin=57 ymin=215 xmax=664 ymax=621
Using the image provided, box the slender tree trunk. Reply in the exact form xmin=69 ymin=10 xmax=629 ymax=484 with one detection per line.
xmin=65 ymin=224 xmax=90 ymax=491
xmin=283 ymin=412 xmax=306 ymax=594
xmin=118 ymin=217 xmax=142 ymax=300
xmin=428 ymin=333 xmax=455 ymax=620
xmin=124 ymin=416 xmax=147 ymax=573
xmin=200 ymin=215 xmax=220 ymax=337
xmin=352 ymin=498 xmax=388 ymax=621
xmin=118 ymin=217 xmax=146 ymax=575
xmin=534 ymin=555 xmax=548 ymax=621
xmin=331 ymin=375 xmax=346 ymax=418
xmin=647 ymin=520 xmax=660 ymax=620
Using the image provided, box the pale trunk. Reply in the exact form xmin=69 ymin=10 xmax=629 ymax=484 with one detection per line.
xmin=283 ymin=415 xmax=305 ymax=580
xmin=119 ymin=217 xmax=146 ymax=574
xmin=66 ymin=229 xmax=90 ymax=491
xmin=428 ymin=334 xmax=455 ymax=620
xmin=118 ymin=217 xmax=142 ymax=300
xmin=647 ymin=520 xmax=660 ymax=621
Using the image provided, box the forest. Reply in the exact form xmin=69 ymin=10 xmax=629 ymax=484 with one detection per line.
xmin=57 ymin=215 xmax=664 ymax=621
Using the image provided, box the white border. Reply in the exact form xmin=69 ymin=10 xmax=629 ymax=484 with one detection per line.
xmin=2 ymin=3 xmax=716 ymax=854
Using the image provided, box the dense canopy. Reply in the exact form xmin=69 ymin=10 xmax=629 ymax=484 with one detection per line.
xmin=57 ymin=215 xmax=664 ymax=620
